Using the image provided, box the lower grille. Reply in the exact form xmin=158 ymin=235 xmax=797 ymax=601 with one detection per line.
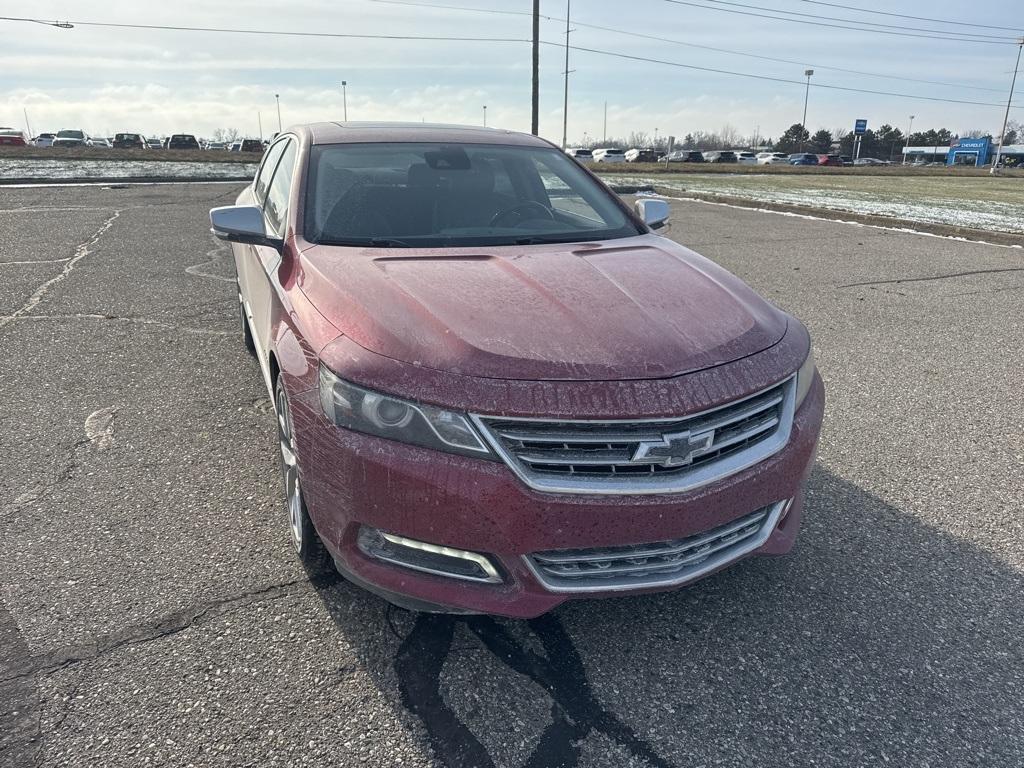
xmin=525 ymin=500 xmax=788 ymax=592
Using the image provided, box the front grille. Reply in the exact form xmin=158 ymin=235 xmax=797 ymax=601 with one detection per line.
xmin=526 ymin=501 xmax=787 ymax=592
xmin=473 ymin=378 xmax=794 ymax=495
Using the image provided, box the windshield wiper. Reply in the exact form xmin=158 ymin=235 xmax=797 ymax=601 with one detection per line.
xmin=369 ymin=238 xmax=412 ymax=247
xmin=513 ymin=235 xmax=585 ymax=246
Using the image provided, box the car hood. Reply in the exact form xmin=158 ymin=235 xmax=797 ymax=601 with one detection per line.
xmin=299 ymin=235 xmax=787 ymax=381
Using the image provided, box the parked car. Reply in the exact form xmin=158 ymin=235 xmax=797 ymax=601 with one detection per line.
xmin=229 ymin=141 xmax=243 ymax=152
xmin=52 ymin=129 xmax=89 ymax=148
xmin=756 ymin=152 xmax=788 ymax=165
xmin=839 ymin=155 xmax=853 ymax=166
xmin=592 ymin=147 xmax=626 ymax=163
xmin=734 ymin=151 xmax=758 ymax=165
xmin=564 ymin=147 xmax=593 ymax=161
xmin=209 ymin=122 xmax=824 ymax=617
xmin=206 ymin=141 xmax=228 ymax=150
xmin=703 ymin=151 xmax=738 ymax=163
xmin=165 ymin=134 xmax=200 ymax=150
xmin=32 ymin=132 xmax=56 ymax=147
xmin=625 ymin=148 xmax=660 ymax=163
xmin=661 ymin=150 xmax=705 ymax=163
xmin=853 ymin=157 xmax=890 ymax=166
xmin=87 ymin=137 xmax=111 ymax=148
xmin=788 ymin=153 xmax=820 ymax=166
xmin=817 ymin=155 xmax=843 ymax=167
xmin=112 ymin=132 xmax=146 ymax=149
xmin=146 ymin=137 xmax=163 ymax=149
xmin=0 ymin=129 xmax=29 ymax=146
xmin=239 ymin=138 xmax=265 ymax=153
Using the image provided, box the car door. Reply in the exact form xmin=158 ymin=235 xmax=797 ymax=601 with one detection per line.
xmin=234 ymin=139 xmax=288 ymax=381
xmin=248 ymin=137 xmax=298 ymax=386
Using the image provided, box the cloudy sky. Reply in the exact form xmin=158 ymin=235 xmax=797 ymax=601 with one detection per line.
xmin=1 ymin=0 xmax=1021 ymax=142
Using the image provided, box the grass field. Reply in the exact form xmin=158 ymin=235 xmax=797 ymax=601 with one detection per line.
xmin=614 ymin=172 xmax=1024 ymax=235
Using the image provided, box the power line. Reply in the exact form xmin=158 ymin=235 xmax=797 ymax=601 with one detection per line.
xmin=373 ymin=0 xmax=1007 ymax=93
xmin=692 ymin=0 xmax=1017 ymax=40
xmin=2 ymin=12 xmax=1017 ymax=111
xmin=551 ymin=41 xmax=1021 ymax=110
xmin=662 ymin=0 xmax=1020 ymax=44
xmin=0 ymin=15 xmax=528 ymax=43
xmin=793 ymin=0 xmax=1022 ymax=32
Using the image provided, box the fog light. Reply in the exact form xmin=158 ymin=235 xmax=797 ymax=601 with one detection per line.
xmin=357 ymin=527 xmax=502 ymax=584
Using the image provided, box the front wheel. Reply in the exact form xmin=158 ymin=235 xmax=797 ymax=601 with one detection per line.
xmin=275 ymin=378 xmax=331 ymax=571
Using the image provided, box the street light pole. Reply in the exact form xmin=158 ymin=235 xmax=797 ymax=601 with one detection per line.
xmin=483 ymin=105 xmax=487 ymax=127
xmin=603 ymin=101 xmax=607 ymax=144
xmin=258 ymin=111 xmax=263 ymax=141
xmin=992 ymin=38 xmax=1023 ymax=175
xmin=800 ymin=69 xmax=814 ymax=151
xmin=341 ymin=81 xmax=348 ymax=121
xmin=275 ymin=94 xmax=282 ymax=133
xmin=561 ymin=0 xmax=572 ymax=150
xmin=531 ymin=0 xmax=539 ymax=135
xmin=903 ymin=115 xmax=914 ymax=165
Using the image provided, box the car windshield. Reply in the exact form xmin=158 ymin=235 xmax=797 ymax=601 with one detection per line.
xmin=305 ymin=142 xmax=641 ymax=248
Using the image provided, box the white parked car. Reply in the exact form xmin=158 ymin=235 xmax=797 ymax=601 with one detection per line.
xmin=87 ymin=137 xmax=111 ymax=148
xmin=591 ymin=147 xmax=626 ymax=163
xmin=33 ymin=132 xmax=56 ymax=147
xmin=756 ymin=152 xmax=789 ymax=165
xmin=565 ymin=147 xmax=593 ymax=161
xmin=734 ymin=151 xmax=758 ymax=165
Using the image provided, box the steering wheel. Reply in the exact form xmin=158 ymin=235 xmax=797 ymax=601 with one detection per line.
xmin=489 ymin=201 xmax=555 ymax=228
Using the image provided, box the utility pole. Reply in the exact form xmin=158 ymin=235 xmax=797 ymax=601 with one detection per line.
xmin=561 ymin=0 xmax=571 ymax=150
xmin=483 ymin=105 xmax=487 ymax=127
xmin=275 ymin=94 xmax=282 ymax=133
xmin=903 ymin=115 xmax=914 ymax=164
xmin=341 ymin=81 xmax=348 ymax=121
xmin=531 ymin=0 xmax=539 ymax=136
xmin=603 ymin=101 xmax=608 ymax=144
xmin=23 ymin=108 xmax=32 ymax=139
xmin=992 ymin=37 xmax=1023 ymax=175
xmin=258 ymin=112 xmax=263 ymax=140
xmin=801 ymin=69 xmax=813 ymax=151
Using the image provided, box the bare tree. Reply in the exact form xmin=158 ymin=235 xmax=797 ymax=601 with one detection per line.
xmin=212 ymin=127 xmax=242 ymax=143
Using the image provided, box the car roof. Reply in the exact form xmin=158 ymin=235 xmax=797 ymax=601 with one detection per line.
xmin=303 ymin=121 xmax=551 ymax=148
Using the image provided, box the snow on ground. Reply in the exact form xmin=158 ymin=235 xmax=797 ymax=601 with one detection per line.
xmin=617 ymin=173 xmax=1024 ymax=234
xmin=1 ymin=159 xmax=258 ymax=180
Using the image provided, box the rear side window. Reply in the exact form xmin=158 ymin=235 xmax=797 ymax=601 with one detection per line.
xmin=264 ymin=140 xmax=297 ymax=236
xmin=254 ymin=140 xmax=287 ymax=203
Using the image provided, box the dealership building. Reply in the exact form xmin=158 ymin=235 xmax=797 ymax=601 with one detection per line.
xmin=902 ymin=136 xmax=1024 ymax=166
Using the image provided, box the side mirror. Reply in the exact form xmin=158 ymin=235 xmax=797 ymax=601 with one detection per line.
xmin=634 ymin=198 xmax=670 ymax=230
xmin=209 ymin=205 xmax=283 ymax=250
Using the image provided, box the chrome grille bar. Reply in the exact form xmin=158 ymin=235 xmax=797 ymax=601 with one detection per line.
xmin=471 ymin=377 xmax=795 ymax=496
xmin=525 ymin=500 xmax=789 ymax=592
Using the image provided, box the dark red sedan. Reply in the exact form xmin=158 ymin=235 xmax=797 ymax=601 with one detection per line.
xmin=210 ymin=123 xmax=824 ymax=617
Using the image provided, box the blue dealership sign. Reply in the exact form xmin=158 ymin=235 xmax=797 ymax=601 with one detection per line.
xmin=854 ymin=119 xmax=868 ymax=135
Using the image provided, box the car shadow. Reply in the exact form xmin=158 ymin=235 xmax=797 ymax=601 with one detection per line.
xmin=305 ymin=466 xmax=1023 ymax=768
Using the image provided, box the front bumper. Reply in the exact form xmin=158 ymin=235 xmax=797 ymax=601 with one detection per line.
xmin=293 ymin=373 xmax=824 ymax=618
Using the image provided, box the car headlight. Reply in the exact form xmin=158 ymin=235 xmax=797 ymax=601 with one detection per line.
xmin=318 ymin=365 xmax=493 ymax=458
xmin=794 ymin=348 xmax=817 ymax=410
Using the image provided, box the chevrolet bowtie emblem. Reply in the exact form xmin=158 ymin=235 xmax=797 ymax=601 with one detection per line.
xmin=631 ymin=429 xmax=716 ymax=468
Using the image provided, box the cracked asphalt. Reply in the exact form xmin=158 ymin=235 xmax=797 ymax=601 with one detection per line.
xmin=1 ymin=183 xmax=1022 ymax=768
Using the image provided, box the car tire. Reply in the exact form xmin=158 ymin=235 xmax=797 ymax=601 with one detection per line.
xmin=238 ymin=291 xmax=257 ymax=357
xmin=275 ymin=378 xmax=332 ymax=573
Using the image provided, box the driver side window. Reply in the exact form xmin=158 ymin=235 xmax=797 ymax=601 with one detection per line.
xmin=254 ymin=140 xmax=287 ymax=204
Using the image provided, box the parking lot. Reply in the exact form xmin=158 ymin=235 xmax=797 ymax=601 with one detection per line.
xmin=1 ymin=182 xmax=1022 ymax=767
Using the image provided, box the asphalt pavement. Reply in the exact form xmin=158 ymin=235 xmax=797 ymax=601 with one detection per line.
xmin=1 ymin=183 xmax=1022 ymax=768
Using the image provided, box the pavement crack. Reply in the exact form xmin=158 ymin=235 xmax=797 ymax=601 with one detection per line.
xmin=0 ymin=313 xmax=233 ymax=336
xmin=0 ymin=210 xmax=121 ymax=332
xmin=1 ymin=578 xmax=316 ymax=684
xmin=838 ymin=266 xmax=1024 ymax=288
